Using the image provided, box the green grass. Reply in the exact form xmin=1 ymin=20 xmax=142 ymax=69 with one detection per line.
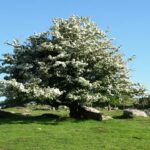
xmin=0 ymin=107 xmax=150 ymax=150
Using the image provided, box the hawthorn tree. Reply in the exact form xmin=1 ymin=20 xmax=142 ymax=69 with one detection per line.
xmin=0 ymin=16 xmax=145 ymax=118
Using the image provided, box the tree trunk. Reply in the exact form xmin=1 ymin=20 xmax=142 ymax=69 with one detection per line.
xmin=68 ymin=102 xmax=102 ymax=120
xmin=68 ymin=102 xmax=81 ymax=118
xmin=108 ymin=103 xmax=111 ymax=111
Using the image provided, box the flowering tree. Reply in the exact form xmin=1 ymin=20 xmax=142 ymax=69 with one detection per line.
xmin=0 ymin=16 xmax=145 ymax=118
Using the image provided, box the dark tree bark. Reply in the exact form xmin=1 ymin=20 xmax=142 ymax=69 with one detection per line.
xmin=68 ymin=102 xmax=102 ymax=120
xmin=68 ymin=102 xmax=81 ymax=119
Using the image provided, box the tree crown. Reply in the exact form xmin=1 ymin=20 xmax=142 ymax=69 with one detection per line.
xmin=0 ymin=16 xmax=145 ymax=107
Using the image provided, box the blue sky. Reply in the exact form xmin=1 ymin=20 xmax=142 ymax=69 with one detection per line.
xmin=0 ymin=0 xmax=150 ymax=90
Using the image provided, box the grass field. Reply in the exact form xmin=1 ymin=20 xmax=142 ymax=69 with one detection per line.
xmin=0 ymin=107 xmax=150 ymax=150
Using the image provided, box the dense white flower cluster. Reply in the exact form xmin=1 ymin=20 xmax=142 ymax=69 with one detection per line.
xmin=77 ymin=77 xmax=91 ymax=87
xmin=53 ymin=61 xmax=66 ymax=68
xmin=0 ymin=79 xmax=63 ymax=102
xmin=30 ymin=86 xmax=63 ymax=100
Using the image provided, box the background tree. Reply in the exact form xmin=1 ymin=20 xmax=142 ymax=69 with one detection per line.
xmin=138 ymin=95 xmax=150 ymax=109
xmin=0 ymin=16 xmax=145 ymax=118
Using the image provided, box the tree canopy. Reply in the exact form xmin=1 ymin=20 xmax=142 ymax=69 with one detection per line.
xmin=0 ymin=16 xmax=145 ymax=115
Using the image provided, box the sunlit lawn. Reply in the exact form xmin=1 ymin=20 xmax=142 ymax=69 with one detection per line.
xmin=0 ymin=107 xmax=150 ymax=150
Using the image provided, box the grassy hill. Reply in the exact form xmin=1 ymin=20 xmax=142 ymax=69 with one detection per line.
xmin=0 ymin=107 xmax=150 ymax=150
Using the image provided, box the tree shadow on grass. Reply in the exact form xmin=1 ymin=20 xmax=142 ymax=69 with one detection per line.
xmin=113 ymin=114 xmax=134 ymax=120
xmin=113 ymin=115 xmax=126 ymax=119
xmin=0 ymin=110 xmax=101 ymax=125
xmin=0 ymin=110 xmax=69 ymax=125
